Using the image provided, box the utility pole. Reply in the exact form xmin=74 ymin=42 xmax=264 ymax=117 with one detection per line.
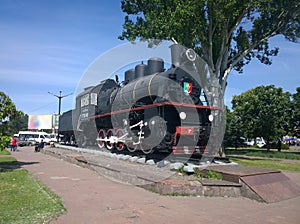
xmin=48 ymin=90 xmax=72 ymax=115
xmin=48 ymin=91 xmax=72 ymax=141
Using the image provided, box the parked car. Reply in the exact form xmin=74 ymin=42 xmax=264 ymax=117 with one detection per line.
xmin=17 ymin=137 xmax=37 ymax=147
xmin=256 ymin=137 xmax=266 ymax=148
xmin=241 ymin=137 xmax=266 ymax=147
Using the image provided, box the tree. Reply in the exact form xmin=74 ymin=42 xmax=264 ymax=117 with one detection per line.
xmin=290 ymin=87 xmax=300 ymax=137
xmin=119 ymin=1 xmax=299 ymax=155
xmin=7 ymin=111 xmax=28 ymax=136
xmin=231 ymin=85 xmax=291 ymax=151
xmin=224 ymin=106 xmax=244 ymax=148
xmin=120 ymin=0 xmax=299 ymax=92
xmin=0 ymin=92 xmax=16 ymax=150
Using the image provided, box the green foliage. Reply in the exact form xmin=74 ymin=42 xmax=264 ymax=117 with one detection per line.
xmin=7 ymin=110 xmax=28 ymax=136
xmin=0 ymin=92 xmax=17 ymax=151
xmin=231 ymin=85 xmax=291 ymax=143
xmin=224 ymin=106 xmax=245 ymax=148
xmin=120 ymin=0 xmax=300 ymax=90
xmin=290 ymin=87 xmax=300 ymax=137
xmin=0 ymin=136 xmax=10 ymax=151
xmin=206 ymin=170 xmax=222 ymax=180
xmin=0 ymin=92 xmax=16 ymax=118
xmin=193 ymin=167 xmax=204 ymax=179
xmin=178 ymin=165 xmax=187 ymax=175
xmin=0 ymin=92 xmax=16 ymax=134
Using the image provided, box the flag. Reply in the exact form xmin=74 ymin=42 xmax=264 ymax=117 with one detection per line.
xmin=183 ymin=82 xmax=192 ymax=96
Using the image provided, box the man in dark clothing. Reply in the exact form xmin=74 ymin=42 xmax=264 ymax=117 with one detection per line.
xmin=277 ymin=138 xmax=282 ymax=152
xmin=35 ymin=139 xmax=45 ymax=152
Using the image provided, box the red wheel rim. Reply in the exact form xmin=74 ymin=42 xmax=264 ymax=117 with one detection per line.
xmin=97 ymin=129 xmax=105 ymax=149
xmin=106 ymin=129 xmax=114 ymax=150
xmin=116 ymin=129 xmax=125 ymax=151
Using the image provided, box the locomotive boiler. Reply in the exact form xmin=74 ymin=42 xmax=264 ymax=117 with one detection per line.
xmin=59 ymin=43 xmax=222 ymax=154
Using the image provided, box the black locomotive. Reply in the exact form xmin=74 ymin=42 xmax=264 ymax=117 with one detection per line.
xmin=59 ymin=44 xmax=222 ymax=154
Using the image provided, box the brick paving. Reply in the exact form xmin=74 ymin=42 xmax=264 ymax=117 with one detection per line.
xmin=11 ymin=146 xmax=300 ymax=224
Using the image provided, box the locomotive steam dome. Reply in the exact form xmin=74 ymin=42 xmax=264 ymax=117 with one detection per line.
xmin=147 ymin=57 xmax=164 ymax=75
xmin=135 ymin=63 xmax=148 ymax=78
xmin=124 ymin=69 xmax=135 ymax=84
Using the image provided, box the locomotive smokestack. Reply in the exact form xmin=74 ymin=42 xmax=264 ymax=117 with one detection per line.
xmin=170 ymin=44 xmax=186 ymax=67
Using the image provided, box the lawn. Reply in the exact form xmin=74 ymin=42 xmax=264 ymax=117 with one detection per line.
xmin=225 ymin=147 xmax=300 ymax=160
xmin=0 ymin=150 xmax=66 ymax=224
xmin=230 ymin=158 xmax=300 ymax=172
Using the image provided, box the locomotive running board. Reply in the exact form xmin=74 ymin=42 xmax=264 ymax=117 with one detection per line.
xmin=206 ymin=165 xmax=300 ymax=203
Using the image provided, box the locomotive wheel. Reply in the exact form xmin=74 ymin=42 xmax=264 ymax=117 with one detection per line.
xmin=105 ymin=129 xmax=115 ymax=150
xmin=115 ymin=129 xmax=126 ymax=151
xmin=139 ymin=142 xmax=154 ymax=154
xmin=97 ymin=129 xmax=106 ymax=149
xmin=126 ymin=141 xmax=137 ymax=152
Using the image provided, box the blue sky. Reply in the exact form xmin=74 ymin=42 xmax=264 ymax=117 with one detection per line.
xmin=1 ymin=0 xmax=299 ymax=116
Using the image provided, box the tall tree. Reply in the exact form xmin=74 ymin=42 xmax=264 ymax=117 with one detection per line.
xmin=119 ymin=0 xmax=299 ymax=92
xmin=224 ymin=106 xmax=244 ymax=148
xmin=120 ymin=0 xmax=299 ymax=155
xmin=7 ymin=110 xmax=28 ymax=136
xmin=231 ymin=85 xmax=291 ymax=151
xmin=0 ymin=92 xmax=16 ymax=150
xmin=290 ymin=87 xmax=300 ymax=137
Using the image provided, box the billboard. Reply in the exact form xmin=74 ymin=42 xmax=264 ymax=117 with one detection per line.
xmin=28 ymin=115 xmax=53 ymax=130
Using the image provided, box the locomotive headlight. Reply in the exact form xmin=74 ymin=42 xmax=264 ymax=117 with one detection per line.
xmin=208 ymin=114 xmax=214 ymax=122
xmin=186 ymin=49 xmax=196 ymax=62
xmin=180 ymin=112 xmax=187 ymax=120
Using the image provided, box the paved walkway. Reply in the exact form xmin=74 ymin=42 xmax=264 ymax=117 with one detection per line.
xmin=11 ymin=146 xmax=300 ymax=224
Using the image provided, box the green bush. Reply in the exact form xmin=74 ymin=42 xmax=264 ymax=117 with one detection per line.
xmin=0 ymin=135 xmax=10 ymax=151
xmin=207 ymin=170 xmax=222 ymax=180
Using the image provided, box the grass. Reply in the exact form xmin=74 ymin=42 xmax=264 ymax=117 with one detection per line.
xmin=0 ymin=153 xmax=66 ymax=224
xmin=225 ymin=147 xmax=300 ymax=160
xmin=0 ymin=149 xmax=11 ymax=155
xmin=246 ymin=151 xmax=300 ymax=160
xmin=230 ymin=158 xmax=300 ymax=172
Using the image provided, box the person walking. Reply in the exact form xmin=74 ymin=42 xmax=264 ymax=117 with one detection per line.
xmin=11 ymin=136 xmax=17 ymax=151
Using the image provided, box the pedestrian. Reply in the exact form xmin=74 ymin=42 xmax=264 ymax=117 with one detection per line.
xmin=11 ymin=136 xmax=17 ymax=151
xmin=35 ymin=139 xmax=45 ymax=152
xmin=39 ymin=139 xmax=45 ymax=150
xmin=277 ymin=138 xmax=282 ymax=152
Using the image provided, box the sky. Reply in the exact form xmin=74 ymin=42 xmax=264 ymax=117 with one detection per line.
xmin=1 ymin=0 xmax=299 ymax=116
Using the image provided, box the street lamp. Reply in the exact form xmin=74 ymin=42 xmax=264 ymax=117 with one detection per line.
xmin=48 ymin=90 xmax=72 ymax=115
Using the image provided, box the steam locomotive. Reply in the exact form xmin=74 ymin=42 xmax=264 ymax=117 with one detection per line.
xmin=59 ymin=44 xmax=222 ymax=154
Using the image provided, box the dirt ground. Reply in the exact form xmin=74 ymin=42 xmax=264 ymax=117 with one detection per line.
xmin=11 ymin=146 xmax=300 ymax=224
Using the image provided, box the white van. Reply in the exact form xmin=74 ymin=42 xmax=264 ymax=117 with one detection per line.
xmin=18 ymin=131 xmax=51 ymax=144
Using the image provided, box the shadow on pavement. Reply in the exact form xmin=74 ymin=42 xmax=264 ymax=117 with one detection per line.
xmin=0 ymin=161 xmax=40 ymax=172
